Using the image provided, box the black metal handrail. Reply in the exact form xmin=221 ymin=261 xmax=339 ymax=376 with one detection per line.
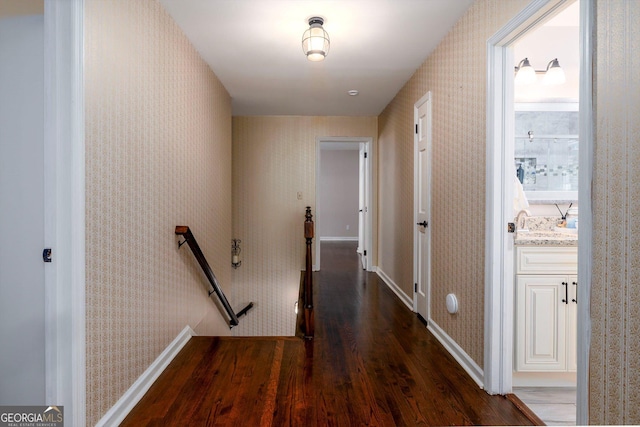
xmin=175 ymin=226 xmax=253 ymax=328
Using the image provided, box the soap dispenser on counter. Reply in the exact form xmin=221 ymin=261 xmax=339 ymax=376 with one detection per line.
xmin=566 ymin=206 xmax=578 ymax=229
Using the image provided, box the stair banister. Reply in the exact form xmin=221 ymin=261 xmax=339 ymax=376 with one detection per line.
xmin=175 ymin=226 xmax=253 ymax=328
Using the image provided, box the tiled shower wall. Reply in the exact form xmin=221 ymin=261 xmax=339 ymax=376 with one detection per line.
xmin=377 ymin=0 xmax=529 ymax=368
xmin=591 ymin=0 xmax=640 ymax=423
xmin=84 ymin=0 xmax=233 ymax=424
xmin=231 ymin=116 xmax=377 ymax=336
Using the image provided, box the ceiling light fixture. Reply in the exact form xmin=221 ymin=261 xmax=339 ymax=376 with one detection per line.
xmin=302 ymin=17 xmax=329 ymax=62
xmin=348 ymin=90 xmax=359 ymax=96
xmin=514 ymin=57 xmax=566 ymax=85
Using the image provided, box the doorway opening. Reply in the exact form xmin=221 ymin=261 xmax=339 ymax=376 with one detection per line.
xmin=485 ymin=0 xmax=592 ymax=425
xmin=315 ymin=137 xmax=373 ymax=272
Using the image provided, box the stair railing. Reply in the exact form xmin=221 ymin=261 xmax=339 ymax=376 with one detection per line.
xmin=302 ymin=207 xmax=314 ymax=338
xmin=175 ymin=226 xmax=253 ymax=328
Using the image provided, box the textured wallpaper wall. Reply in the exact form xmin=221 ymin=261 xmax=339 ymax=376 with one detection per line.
xmin=231 ymin=116 xmax=377 ymax=336
xmin=85 ymin=0 xmax=232 ymax=425
xmin=0 ymin=0 xmax=43 ymax=18
xmin=377 ymin=0 xmax=528 ymax=367
xmin=591 ymin=0 xmax=640 ymax=424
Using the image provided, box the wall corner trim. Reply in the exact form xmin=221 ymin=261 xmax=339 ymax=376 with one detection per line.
xmin=376 ymin=268 xmax=413 ymax=309
xmin=95 ymin=325 xmax=197 ymax=427
xmin=428 ymin=319 xmax=484 ymax=389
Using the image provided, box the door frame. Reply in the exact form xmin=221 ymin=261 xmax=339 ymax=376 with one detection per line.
xmin=413 ymin=91 xmax=432 ymax=319
xmin=357 ymin=142 xmax=368 ymax=269
xmin=44 ymin=0 xmax=85 ymax=425
xmin=484 ymin=0 xmax=593 ymax=424
xmin=315 ymin=137 xmax=374 ymax=271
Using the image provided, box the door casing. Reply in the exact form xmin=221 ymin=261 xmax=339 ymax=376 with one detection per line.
xmin=315 ymin=137 xmax=374 ymax=271
xmin=44 ymin=1 xmax=86 ymax=425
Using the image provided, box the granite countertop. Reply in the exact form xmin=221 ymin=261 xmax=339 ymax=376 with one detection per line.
xmin=514 ymin=215 xmax=578 ymax=246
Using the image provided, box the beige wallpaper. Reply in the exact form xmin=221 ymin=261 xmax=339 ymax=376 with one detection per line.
xmin=0 ymin=0 xmax=43 ymax=18
xmin=377 ymin=0 xmax=529 ymax=367
xmin=590 ymin=0 xmax=640 ymax=424
xmin=231 ymin=116 xmax=377 ymax=336
xmin=84 ymin=0 xmax=233 ymax=425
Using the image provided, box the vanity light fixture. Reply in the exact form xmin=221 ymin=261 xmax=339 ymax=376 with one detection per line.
xmin=302 ymin=17 xmax=330 ymax=61
xmin=514 ymin=58 xmax=537 ymax=85
xmin=514 ymin=57 xmax=566 ymax=85
xmin=542 ymin=58 xmax=566 ymax=85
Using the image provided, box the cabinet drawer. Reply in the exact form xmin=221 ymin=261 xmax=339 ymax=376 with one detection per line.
xmin=516 ymin=246 xmax=578 ymax=274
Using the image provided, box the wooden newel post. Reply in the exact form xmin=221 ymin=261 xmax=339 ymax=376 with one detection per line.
xmin=304 ymin=206 xmax=315 ymax=338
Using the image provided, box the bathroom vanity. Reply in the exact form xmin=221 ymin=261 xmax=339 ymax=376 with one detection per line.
xmin=514 ymin=217 xmax=578 ymax=374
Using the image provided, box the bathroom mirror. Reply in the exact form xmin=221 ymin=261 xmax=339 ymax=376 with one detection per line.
xmin=514 ymin=102 xmax=578 ymax=202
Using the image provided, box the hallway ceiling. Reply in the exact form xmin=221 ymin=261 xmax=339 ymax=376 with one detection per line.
xmin=158 ymin=0 xmax=473 ymax=116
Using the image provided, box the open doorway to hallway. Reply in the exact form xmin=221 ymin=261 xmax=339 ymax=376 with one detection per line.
xmin=315 ymin=137 xmax=373 ymax=271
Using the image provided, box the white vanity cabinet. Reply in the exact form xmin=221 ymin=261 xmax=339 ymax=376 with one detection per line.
xmin=515 ymin=246 xmax=577 ymax=372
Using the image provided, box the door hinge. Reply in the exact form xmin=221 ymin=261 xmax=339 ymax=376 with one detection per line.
xmin=43 ymin=248 xmax=52 ymax=263
xmin=364 ymin=152 xmax=367 ymax=158
xmin=363 ymin=250 xmax=367 ymax=256
xmin=415 ymin=124 xmax=418 ymax=134
xmin=414 ymin=283 xmax=418 ymax=293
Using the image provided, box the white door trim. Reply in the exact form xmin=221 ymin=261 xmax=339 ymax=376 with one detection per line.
xmin=485 ymin=0 xmax=592 ymax=424
xmin=44 ymin=0 xmax=85 ymax=425
xmin=575 ymin=1 xmax=594 ymax=424
xmin=315 ymin=137 xmax=374 ymax=272
xmin=413 ymin=91 xmax=432 ymax=318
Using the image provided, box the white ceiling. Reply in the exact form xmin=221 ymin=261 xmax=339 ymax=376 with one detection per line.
xmin=158 ymin=0 xmax=473 ymax=116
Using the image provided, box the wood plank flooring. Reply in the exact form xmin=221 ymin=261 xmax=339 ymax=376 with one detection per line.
xmin=514 ymin=387 xmax=576 ymax=426
xmin=122 ymin=242 xmax=535 ymax=426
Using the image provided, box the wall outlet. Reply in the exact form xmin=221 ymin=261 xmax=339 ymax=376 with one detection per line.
xmin=297 ymin=191 xmax=303 ymax=200
xmin=346 ymin=225 xmax=350 ymax=230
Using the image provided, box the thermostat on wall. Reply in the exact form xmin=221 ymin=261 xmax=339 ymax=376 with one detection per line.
xmin=446 ymin=293 xmax=458 ymax=314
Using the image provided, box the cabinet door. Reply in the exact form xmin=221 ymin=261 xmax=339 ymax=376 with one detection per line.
xmin=516 ymin=275 xmax=568 ymax=371
xmin=566 ymin=275 xmax=578 ymax=372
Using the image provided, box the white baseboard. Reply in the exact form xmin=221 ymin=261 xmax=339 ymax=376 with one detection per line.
xmin=427 ymin=319 xmax=484 ymax=388
xmin=95 ymin=325 xmax=196 ymax=427
xmin=513 ymin=371 xmax=577 ymax=387
xmin=376 ymin=268 xmax=413 ymax=309
xmin=319 ymin=236 xmax=358 ymax=241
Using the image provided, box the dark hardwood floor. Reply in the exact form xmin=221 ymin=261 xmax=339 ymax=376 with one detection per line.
xmin=122 ymin=241 xmax=534 ymax=426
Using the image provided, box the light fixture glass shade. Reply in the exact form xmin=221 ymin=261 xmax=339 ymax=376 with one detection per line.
xmin=514 ymin=58 xmax=537 ymax=85
xmin=302 ymin=17 xmax=329 ymax=61
xmin=542 ymin=58 xmax=566 ymax=85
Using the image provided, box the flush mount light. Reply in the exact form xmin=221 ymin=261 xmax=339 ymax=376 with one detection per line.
xmin=348 ymin=90 xmax=359 ymax=96
xmin=514 ymin=57 xmax=566 ymax=85
xmin=302 ymin=17 xmax=330 ymax=61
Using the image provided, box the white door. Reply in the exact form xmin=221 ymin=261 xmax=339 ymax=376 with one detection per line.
xmin=414 ymin=93 xmax=432 ymax=321
xmin=0 ymin=14 xmax=46 ymax=405
xmin=358 ymin=143 xmax=367 ymax=269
